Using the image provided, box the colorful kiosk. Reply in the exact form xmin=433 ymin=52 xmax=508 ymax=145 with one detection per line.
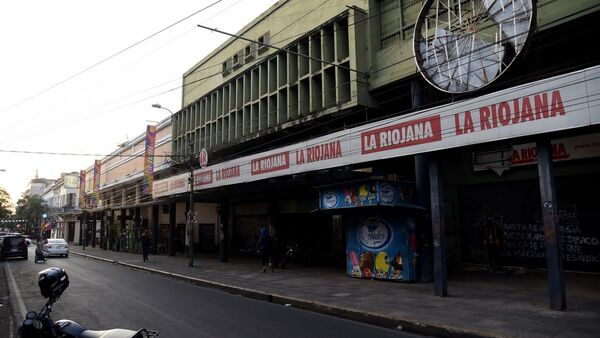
xmin=319 ymin=180 xmax=422 ymax=282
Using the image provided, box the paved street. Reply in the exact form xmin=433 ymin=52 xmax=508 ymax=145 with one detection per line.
xmin=3 ymin=243 xmax=600 ymax=338
xmin=2 ymin=246 xmax=421 ymax=338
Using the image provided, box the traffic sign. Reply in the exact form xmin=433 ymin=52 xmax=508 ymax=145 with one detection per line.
xmin=199 ymin=148 xmax=208 ymax=168
xmin=186 ymin=210 xmax=198 ymax=224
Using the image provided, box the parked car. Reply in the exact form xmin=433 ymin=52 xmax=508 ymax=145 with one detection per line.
xmin=0 ymin=234 xmax=28 ymax=260
xmin=43 ymin=238 xmax=69 ymax=257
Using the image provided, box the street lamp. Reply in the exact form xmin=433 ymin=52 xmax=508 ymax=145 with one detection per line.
xmin=152 ymin=103 xmax=196 ymax=267
xmin=186 ymin=137 xmax=196 ymax=268
xmin=151 ymin=103 xmax=174 ymax=116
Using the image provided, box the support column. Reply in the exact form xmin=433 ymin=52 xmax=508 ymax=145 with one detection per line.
xmin=108 ymin=210 xmax=114 ymax=250
xmin=185 ymin=199 xmax=191 ymax=258
xmin=134 ymin=208 xmax=141 ymax=228
xmin=416 ymin=154 xmax=434 ymax=282
xmin=119 ymin=210 xmax=127 ymax=252
xmin=100 ymin=212 xmax=105 ymax=250
xmin=119 ymin=210 xmax=126 ymax=230
xmin=91 ymin=212 xmax=97 ymax=248
xmin=430 ymin=157 xmax=447 ymax=296
xmin=79 ymin=215 xmax=83 ymax=246
xmin=219 ymin=201 xmax=229 ymax=263
xmin=536 ymin=139 xmax=566 ymax=310
xmin=412 ymin=79 xmax=434 ymax=283
xmin=168 ymin=202 xmax=176 ymax=256
xmin=151 ymin=205 xmax=159 ymax=255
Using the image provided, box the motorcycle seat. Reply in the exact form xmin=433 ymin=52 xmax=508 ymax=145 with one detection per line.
xmin=80 ymin=328 xmax=138 ymax=338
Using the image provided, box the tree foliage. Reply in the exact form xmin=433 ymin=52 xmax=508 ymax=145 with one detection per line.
xmin=0 ymin=186 xmax=13 ymax=219
xmin=15 ymin=195 xmax=47 ymax=226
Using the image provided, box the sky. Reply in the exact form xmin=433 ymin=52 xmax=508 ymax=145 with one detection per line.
xmin=0 ymin=0 xmax=279 ymax=205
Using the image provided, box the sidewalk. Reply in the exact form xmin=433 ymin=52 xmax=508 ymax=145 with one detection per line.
xmin=69 ymin=246 xmax=600 ymax=338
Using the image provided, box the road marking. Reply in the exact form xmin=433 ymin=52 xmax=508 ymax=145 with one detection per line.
xmin=5 ymin=263 xmax=27 ymax=318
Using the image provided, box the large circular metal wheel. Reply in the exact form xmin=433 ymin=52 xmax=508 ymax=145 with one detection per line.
xmin=413 ymin=0 xmax=536 ymax=93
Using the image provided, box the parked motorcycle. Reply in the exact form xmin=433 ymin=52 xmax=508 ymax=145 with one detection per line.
xmin=19 ymin=267 xmax=158 ymax=338
xmin=279 ymin=241 xmax=299 ymax=269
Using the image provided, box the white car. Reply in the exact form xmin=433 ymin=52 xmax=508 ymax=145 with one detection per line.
xmin=43 ymin=238 xmax=69 ymax=257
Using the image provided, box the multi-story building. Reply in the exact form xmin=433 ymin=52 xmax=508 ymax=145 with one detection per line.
xmin=24 ymin=174 xmax=55 ymax=199
xmin=75 ymin=117 xmax=177 ymax=253
xmin=52 ymin=172 xmax=80 ymax=240
xmin=146 ymin=0 xmax=600 ymax=311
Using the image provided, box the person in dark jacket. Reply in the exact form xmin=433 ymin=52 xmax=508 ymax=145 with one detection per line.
xmin=258 ymin=225 xmax=273 ymax=272
xmin=483 ymin=217 xmax=503 ymax=271
xmin=35 ymin=238 xmax=47 ymax=263
xmin=139 ymin=229 xmax=151 ymax=262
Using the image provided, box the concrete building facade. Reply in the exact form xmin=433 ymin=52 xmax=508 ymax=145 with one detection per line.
xmin=152 ymin=0 xmax=600 ymax=308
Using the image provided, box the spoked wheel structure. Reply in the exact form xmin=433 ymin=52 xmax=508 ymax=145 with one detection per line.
xmin=413 ymin=0 xmax=536 ymax=93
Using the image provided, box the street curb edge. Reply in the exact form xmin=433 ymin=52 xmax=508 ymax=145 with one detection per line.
xmin=71 ymin=251 xmax=503 ymax=338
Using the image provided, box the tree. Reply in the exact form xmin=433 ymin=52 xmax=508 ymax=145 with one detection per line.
xmin=0 ymin=186 xmax=13 ymax=220
xmin=15 ymin=195 xmax=48 ymax=236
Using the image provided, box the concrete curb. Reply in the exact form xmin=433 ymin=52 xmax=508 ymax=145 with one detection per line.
xmin=71 ymin=251 xmax=503 ymax=338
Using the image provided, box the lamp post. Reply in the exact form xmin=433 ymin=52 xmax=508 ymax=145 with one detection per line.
xmin=151 ymin=103 xmax=174 ymax=116
xmin=186 ymin=137 xmax=196 ymax=268
xmin=152 ymin=103 xmax=197 ymax=267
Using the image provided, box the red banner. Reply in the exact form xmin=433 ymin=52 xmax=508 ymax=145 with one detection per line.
xmin=93 ymin=160 xmax=101 ymax=206
xmin=143 ymin=125 xmax=157 ymax=194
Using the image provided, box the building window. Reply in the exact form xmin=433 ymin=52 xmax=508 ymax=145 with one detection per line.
xmin=379 ymin=0 xmax=420 ymax=49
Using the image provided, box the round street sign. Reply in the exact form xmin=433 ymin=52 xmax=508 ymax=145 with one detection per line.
xmin=199 ymin=148 xmax=208 ymax=168
xmin=186 ymin=210 xmax=198 ymax=224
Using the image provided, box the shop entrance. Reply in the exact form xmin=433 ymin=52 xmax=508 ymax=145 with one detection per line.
xmin=274 ymin=212 xmax=339 ymax=267
xmin=458 ymin=174 xmax=600 ymax=273
xmin=67 ymin=222 xmax=75 ymax=242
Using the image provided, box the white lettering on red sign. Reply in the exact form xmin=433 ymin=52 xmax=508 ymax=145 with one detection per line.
xmin=251 ymin=152 xmax=289 ymax=175
xmin=194 ymin=171 xmax=213 ymax=186
xmin=454 ymin=90 xmax=566 ymax=135
xmin=512 ymin=143 xmax=570 ymax=165
xmin=216 ymin=165 xmax=241 ymax=181
xmin=296 ymin=140 xmax=343 ymax=164
xmin=361 ymin=115 xmax=441 ymax=154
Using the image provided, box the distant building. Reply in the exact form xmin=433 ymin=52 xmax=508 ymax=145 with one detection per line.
xmin=24 ymin=171 xmax=55 ymax=198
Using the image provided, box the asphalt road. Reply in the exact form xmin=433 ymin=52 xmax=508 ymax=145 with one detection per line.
xmin=3 ymin=246 xmax=423 ymax=338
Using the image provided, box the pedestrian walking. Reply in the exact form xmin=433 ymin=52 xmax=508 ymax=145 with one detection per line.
xmin=258 ymin=225 xmax=273 ymax=272
xmin=139 ymin=229 xmax=151 ymax=262
xmin=35 ymin=238 xmax=47 ymax=263
xmin=482 ymin=217 xmax=503 ymax=272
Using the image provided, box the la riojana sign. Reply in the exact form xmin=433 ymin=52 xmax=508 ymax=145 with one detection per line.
xmin=153 ymin=65 xmax=600 ymax=198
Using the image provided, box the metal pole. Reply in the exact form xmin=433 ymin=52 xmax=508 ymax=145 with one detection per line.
xmin=536 ymin=139 xmax=566 ymax=310
xmin=430 ymin=157 xmax=447 ymax=297
xmin=188 ymin=138 xmax=195 ymax=268
xmin=82 ymin=212 xmax=87 ymax=250
xmin=219 ymin=201 xmax=229 ymax=263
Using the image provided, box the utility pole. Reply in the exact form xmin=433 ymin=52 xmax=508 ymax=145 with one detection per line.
xmin=82 ymin=211 xmax=87 ymax=250
xmin=187 ymin=137 xmax=196 ymax=268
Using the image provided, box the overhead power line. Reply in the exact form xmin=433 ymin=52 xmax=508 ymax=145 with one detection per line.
xmin=0 ymin=0 xmax=224 ymax=115
xmin=0 ymin=148 xmax=179 ymax=158
xmin=196 ymin=24 xmax=369 ymax=76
